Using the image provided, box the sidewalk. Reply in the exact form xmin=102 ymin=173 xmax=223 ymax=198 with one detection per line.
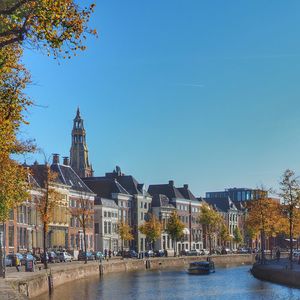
xmin=251 ymin=258 xmax=300 ymax=288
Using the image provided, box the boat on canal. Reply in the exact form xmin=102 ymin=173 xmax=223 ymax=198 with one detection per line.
xmin=187 ymin=260 xmax=215 ymax=275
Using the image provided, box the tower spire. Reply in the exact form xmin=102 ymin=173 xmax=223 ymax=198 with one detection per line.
xmin=70 ymin=108 xmax=93 ymax=178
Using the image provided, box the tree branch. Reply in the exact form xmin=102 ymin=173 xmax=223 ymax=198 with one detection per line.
xmin=0 ymin=0 xmax=35 ymax=15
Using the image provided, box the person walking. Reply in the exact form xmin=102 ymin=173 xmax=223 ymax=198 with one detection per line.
xmin=276 ymin=248 xmax=281 ymax=262
xmin=104 ymin=249 xmax=107 ymax=260
xmin=108 ymin=249 xmax=112 ymax=259
xmin=15 ymin=255 xmax=20 ymax=272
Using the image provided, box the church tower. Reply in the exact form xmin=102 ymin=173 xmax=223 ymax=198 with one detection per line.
xmin=70 ymin=108 xmax=93 ymax=178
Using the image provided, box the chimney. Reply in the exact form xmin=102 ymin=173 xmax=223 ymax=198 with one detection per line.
xmin=184 ymin=184 xmax=189 ymax=189
xmin=52 ymin=153 xmax=60 ymax=164
xmin=63 ymin=156 xmax=69 ymax=166
xmin=169 ymin=180 xmax=174 ymax=186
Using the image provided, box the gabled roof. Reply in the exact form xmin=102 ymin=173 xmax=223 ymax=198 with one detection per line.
xmin=30 ymin=163 xmax=93 ymax=194
xmin=28 ymin=173 xmax=40 ymax=189
xmin=204 ymin=197 xmax=238 ymax=213
xmin=152 ymin=194 xmax=175 ymax=208
xmin=148 ymin=182 xmax=184 ymax=200
xmin=177 ymin=185 xmax=197 ymax=201
xmin=96 ymin=197 xmax=119 ymax=208
xmin=83 ymin=177 xmax=129 ymax=198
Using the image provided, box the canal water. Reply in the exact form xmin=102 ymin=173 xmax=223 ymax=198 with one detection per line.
xmin=34 ymin=265 xmax=300 ymax=300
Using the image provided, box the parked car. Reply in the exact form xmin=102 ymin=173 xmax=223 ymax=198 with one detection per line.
xmin=78 ymin=251 xmax=95 ymax=261
xmin=144 ymin=250 xmax=154 ymax=257
xmin=154 ymin=250 xmax=165 ymax=257
xmin=93 ymin=251 xmax=104 ymax=260
xmin=4 ymin=257 xmax=13 ymax=267
xmin=48 ymin=251 xmax=60 ymax=263
xmin=123 ymin=250 xmax=138 ymax=258
xmin=21 ymin=253 xmax=37 ymax=265
xmin=186 ymin=249 xmax=200 ymax=256
xmin=41 ymin=252 xmax=49 ymax=264
xmin=200 ymin=249 xmax=210 ymax=255
xmin=58 ymin=252 xmax=73 ymax=262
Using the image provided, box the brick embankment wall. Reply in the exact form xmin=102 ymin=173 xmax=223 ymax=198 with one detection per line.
xmin=7 ymin=254 xmax=254 ymax=299
xmin=251 ymin=262 xmax=300 ymax=288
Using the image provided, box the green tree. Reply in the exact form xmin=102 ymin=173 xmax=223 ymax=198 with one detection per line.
xmin=139 ymin=213 xmax=162 ymax=251
xmin=165 ymin=211 xmax=185 ymax=257
xmin=219 ymin=222 xmax=231 ymax=247
xmin=198 ymin=204 xmax=223 ymax=255
xmin=233 ymin=227 xmax=243 ymax=247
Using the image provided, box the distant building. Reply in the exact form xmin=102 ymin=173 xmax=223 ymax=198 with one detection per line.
xmin=70 ymin=108 xmax=93 ymax=178
xmin=148 ymin=181 xmax=203 ymax=253
xmin=94 ymin=197 xmax=119 ymax=252
xmin=83 ymin=167 xmax=152 ymax=253
xmin=206 ymin=187 xmax=266 ymax=202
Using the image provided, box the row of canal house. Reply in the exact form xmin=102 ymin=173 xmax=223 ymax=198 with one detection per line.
xmin=1 ymin=109 xmax=275 ymax=255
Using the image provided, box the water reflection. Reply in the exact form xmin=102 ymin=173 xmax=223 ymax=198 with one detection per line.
xmin=34 ymin=265 xmax=300 ymax=300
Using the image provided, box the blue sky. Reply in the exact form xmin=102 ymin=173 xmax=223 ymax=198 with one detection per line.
xmin=21 ymin=1 xmax=300 ymax=196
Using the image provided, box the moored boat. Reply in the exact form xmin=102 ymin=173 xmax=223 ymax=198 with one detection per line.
xmin=187 ymin=260 xmax=215 ymax=275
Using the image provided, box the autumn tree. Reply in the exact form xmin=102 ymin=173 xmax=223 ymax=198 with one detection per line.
xmin=279 ymin=169 xmax=300 ymax=269
xmin=245 ymin=190 xmax=283 ymax=264
xmin=139 ymin=214 xmax=162 ymax=251
xmin=34 ymin=164 xmax=61 ymax=269
xmin=198 ymin=204 xmax=223 ymax=255
xmin=117 ymin=221 xmax=133 ymax=258
xmin=0 ymin=0 xmax=95 ymax=254
xmin=69 ymin=193 xmax=94 ymax=264
xmin=219 ymin=222 xmax=231 ymax=247
xmin=165 ymin=211 xmax=185 ymax=257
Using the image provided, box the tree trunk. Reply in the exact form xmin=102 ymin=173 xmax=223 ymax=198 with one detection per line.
xmin=121 ymin=239 xmax=124 ymax=259
xmin=289 ymin=214 xmax=293 ymax=269
xmin=208 ymin=234 xmax=212 ymax=255
xmin=0 ymin=234 xmax=3 ymax=278
xmin=83 ymin=220 xmax=87 ymax=264
xmin=43 ymin=223 xmax=48 ymax=269
xmin=261 ymin=229 xmax=265 ymax=264
xmin=174 ymin=239 xmax=176 ymax=257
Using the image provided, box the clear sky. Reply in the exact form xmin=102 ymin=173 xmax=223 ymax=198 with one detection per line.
xmin=21 ymin=0 xmax=300 ymax=197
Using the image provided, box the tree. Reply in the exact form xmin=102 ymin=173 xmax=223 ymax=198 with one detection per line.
xmin=117 ymin=221 xmax=133 ymax=258
xmin=139 ymin=214 xmax=162 ymax=251
xmin=0 ymin=159 xmax=29 ymax=277
xmin=0 ymin=0 xmax=96 ymax=53
xmin=279 ymin=169 xmax=300 ymax=269
xmin=69 ymin=193 xmax=94 ymax=264
xmin=198 ymin=204 xmax=223 ymax=255
xmin=165 ymin=211 xmax=185 ymax=257
xmin=0 ymin=0 xmax=95 ymax=259
xmin=245 ymin=189 xmax=283 ymax=264
xmin=34 ymin=164 xmax=61 ymax=269
xmin=233 ymin=227 xmax=243 ymax=247
xmin=219 ymin=222 xmax=231 ymax=247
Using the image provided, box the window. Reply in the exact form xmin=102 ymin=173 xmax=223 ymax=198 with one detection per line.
xmin=141 ymin=212 xmax=143 ymax=221
xmin=140 ymin=202 xmax=143 ymax=208
xmin=9 ymin=226 xmax=14 ymax=247
xmin=144 ymin=203 xmax=147 ymax=209
xmin=104 ymin=221 xmax=107 ymax=234
xmin=95 ymin=223 xmax=99 ymax=234
xmin=108 ymin=222 xmax=111 ymax=234
xmin=108 ymin=212 xmax=111 ymax=218
xmin=104 ymin=211 xmax=107 ymax=217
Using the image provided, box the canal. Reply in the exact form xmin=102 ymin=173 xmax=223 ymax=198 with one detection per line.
xmin=34 ymin=265 xmax=300 ymax=300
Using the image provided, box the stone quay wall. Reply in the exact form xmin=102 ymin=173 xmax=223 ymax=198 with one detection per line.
xmin=8 ymin=254 xmax=254 ymax=299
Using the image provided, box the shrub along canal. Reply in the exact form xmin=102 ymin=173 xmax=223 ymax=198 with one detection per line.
xmin=33 ymin=265 xmax=300 ymax=300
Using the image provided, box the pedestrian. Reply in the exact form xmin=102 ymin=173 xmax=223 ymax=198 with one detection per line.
xmin=108 ymin=249 xmax=111 ymax=259
xmin=104 ymin=249 xmax=107 ymax=260
xmin=15 ymin=255 xmax=20 ymax=272
xmin=276 ymin=249 xmax=280 ymax=262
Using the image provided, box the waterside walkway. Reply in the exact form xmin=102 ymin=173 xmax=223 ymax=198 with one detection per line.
xmin=251 ymin=258 xmax=300 ymax=288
